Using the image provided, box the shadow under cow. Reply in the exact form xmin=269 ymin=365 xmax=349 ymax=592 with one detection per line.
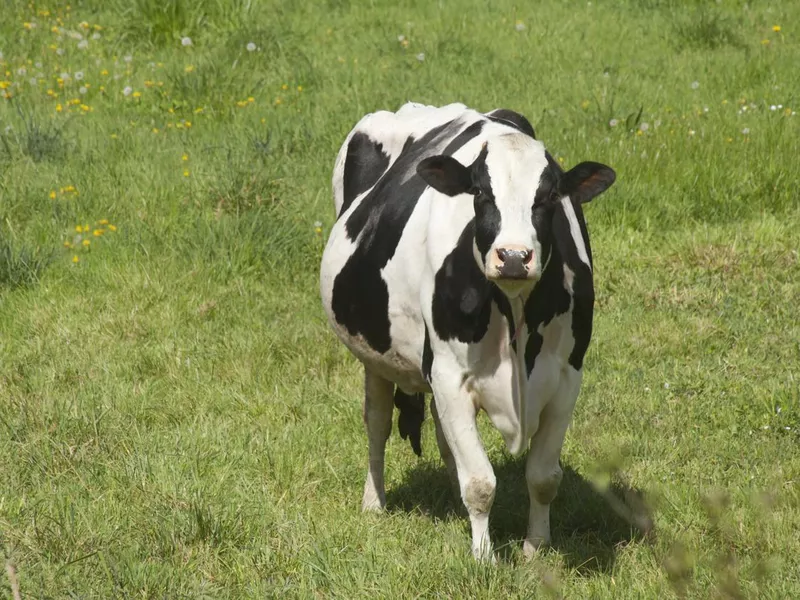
xmin=386 ymin=457 xmax=653 ymax=573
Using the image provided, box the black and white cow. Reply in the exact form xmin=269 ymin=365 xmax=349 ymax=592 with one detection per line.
xmin=320 ymin=102 xmax=615 ymax=560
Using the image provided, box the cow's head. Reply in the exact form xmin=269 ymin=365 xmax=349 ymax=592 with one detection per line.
xmin=417 ymin=133 xmax=615 ymax=297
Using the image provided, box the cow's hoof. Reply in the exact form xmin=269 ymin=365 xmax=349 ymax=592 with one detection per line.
xmin=361 ymin=492 xmax=386 ymax=513
xmin=523 ymin=537 xmax=549 ymax=559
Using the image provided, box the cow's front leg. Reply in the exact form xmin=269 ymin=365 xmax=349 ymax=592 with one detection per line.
xmin=431 ymin=368 xmax=496 ymax=561
xmin=361 ymin=369 xmax=395 ymax=512
xmin=523 ymin=368 xmax=581 ymax=557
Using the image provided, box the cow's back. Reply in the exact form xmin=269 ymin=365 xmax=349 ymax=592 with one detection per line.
xmin=320 ymin=103 xmax=489 ymax=392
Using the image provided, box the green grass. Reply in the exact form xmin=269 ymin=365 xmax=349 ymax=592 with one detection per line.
xmin=1 ymin=0 xmax=798 ymax=597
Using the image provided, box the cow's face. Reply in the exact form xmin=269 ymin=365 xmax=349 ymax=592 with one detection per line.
xmin=418 ymin=133 xmax=615 ymax=298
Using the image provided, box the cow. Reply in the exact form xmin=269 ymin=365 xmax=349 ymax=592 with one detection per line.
xmin=319 ymin=102 xmax=615 ymax=560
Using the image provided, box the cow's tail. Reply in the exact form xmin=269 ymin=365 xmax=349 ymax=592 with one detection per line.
xmin=393 ymin=389 xmax=425 ymax=457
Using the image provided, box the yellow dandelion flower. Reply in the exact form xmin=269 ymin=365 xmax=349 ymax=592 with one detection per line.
xmin=297 ymin=85 xmax=303 ymax=92
xmin=72 ymin=255 xmax=79 ymax=263
xmin=761 ymin=39 xmax=770 ymax=45
xmin=49 ymin=190 xmax=57 ymax=199
xmin=772 ymin=25 xmax=781 ymax=32
xmin=281 ymin=83 xmax=288 ymax=90
xmin=274 ymin=97 xmax=282 ymax=105
xmin=194 ymin=107 xmax=204 ymax=114
xmin=261 ymin=118 xmax=266 ymax=124
xmin=82 ymin=239 xmax=90 ymax=247
xmin=108 ymin=224 xmax=117 ymax=232
xmin=100 ymin=69 xmax=109 ymax=76
xmin=98 ymin=219 xmax=109 ymax=225
xmin=182 ymin=153 xmax=189 ymax=161
xmin=168 ymin=107 xmax=174 ymax=114
xmin=183 ymin=169 xmax=190 ymax=177
xmin=80 ymin=104 xmax=90 ymax=112
xmin=132 ymin=91 xmax=141 ymax=98
xmin=557 ymin=156 xmax=565 ymax=164
xmin=726 ymin=137 xmax=733 ymax=143
xmin=84 ymin=223 xmax=89 ymax=230
xmin=580 ymin=99 xmax=590 ymax=110
xmin=184 ymin=121 xmax=191 ymax=128
xmin=176 ymin=122 xmax=184 ymax=129
xmin=93 ymin=229 xmax=104 ymax=236
xmin=110 ymin=133 xmax=118 ymax=139
xmin=75 ymin=225 xmax=83 ymax=233
xmin=152 ymin=127 xmax=159 ymax=133
xmin=247 ymin=96 xmax=255 ymax=103
xmin=51 ymin=25 xmax=59 ymax=33
xmin=64 ymin=240 xmax=71 ymax=248
xmin=0 ymin=81 xmax=10 ymax=90
xmin=185 ymin=65 xmax=194 ymax=73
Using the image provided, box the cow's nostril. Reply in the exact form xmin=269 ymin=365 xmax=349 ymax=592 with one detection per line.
xmin=496 ymin=248 xmax=509 ymax=262
xmin=523 ymin=250 xmax=533 ymax=264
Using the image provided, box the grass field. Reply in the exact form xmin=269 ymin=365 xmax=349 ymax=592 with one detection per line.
xmin=1 ymin=0 xmax=799 ymax=597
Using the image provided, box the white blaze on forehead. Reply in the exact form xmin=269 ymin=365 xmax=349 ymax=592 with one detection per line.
xmin=483 ymin=133 xmax=549 ymax=249
xmin=559 ymin=196 xmax=592 ymax=270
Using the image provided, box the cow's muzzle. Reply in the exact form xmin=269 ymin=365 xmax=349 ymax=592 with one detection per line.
xmin=493 ymin=245 xmax=534 ymax=280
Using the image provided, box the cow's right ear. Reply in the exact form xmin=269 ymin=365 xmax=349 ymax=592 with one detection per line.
xmin=417 ymin=156 xmax=473 ymax=197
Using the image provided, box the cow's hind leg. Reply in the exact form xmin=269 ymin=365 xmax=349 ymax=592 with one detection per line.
xmin=361 ymin=369 xmax=395 ymax=512
xmin=523 ymin=368 xmax=581 ymax=557
xmin=431 ymin=397 xmax=459 ymax=499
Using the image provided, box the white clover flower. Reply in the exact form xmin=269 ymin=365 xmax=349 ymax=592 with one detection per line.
xmin=639 ymin=122 xmax=649 ymax=132
xmin=416 ymin=53 xmax=425 ymax=61
xmin=56 ymin=48 xmax=64 ymax=56
xmin=777 ymin=104 xmax=783 ymax=109
xmin=770 ymin=105 xmax=777 ymax=111
xmin=246 ymin=42 xmax=257 ymax=52
xmin=690 ymin=80 xmax=699 ymax=90
xmin=17 ymin=67 xmax=27 ymax=76
xmin=78 ymin=39 xmax=89 ymax=50
xmin=609 ymin=118 xmax=619 ymax=127
xmin=688 ymin=129 xmax=696 ymax=136
xmin=74 ymin=71 xmax=84 ymax=80
xmin=664 ymin=382 xmax=670 ymax=389
xmin=313 ymin=221 xmax=323 ymax=228
xmin=60 ymin=71 xmax=71 ymax=80
xmin=703 ymin=106 xmax=709 ymax=112
xmin=397 ymin=35 xmax=406 ymax=42
xmin=29 ymin=77 xmax=38 ymax=86
xmin=79 ymin=86 xmax=87 ymax=95
xmin=92 ymin=32 xmax=101 ymax=40
xmin=181 ymin=37 xmax=192 ymax=47
xmin=741 ymin=127 xmax=750 ymax=134
xmin=124 ymin=54 xmax=133 ymax=63
xmin=515 ymin=22 xmax=526 ymax=31
xmin=35 ymin=61 xmax=42 ymax=68
xmin=123 ymin=86 xmax=133 ymax=96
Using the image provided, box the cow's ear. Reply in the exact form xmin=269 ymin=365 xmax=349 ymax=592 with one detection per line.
xmin=558 ymin=162 xmax=616 ymax=204
xmin=417 ymin=155 xmax=473 ymax=197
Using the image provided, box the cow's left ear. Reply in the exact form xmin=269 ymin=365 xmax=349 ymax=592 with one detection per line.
xmin=558 ymin=162 xmax=616 ymax=204
xmin=417 ymin=155 xmax=473 ymax=197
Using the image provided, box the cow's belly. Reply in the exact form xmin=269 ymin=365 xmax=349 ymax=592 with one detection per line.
xmin=320 ymin=199 xmax=431 ymax=394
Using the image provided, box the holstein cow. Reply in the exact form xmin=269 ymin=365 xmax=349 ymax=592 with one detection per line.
xmin=320 ymin=102 xmax=615 ymax=560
